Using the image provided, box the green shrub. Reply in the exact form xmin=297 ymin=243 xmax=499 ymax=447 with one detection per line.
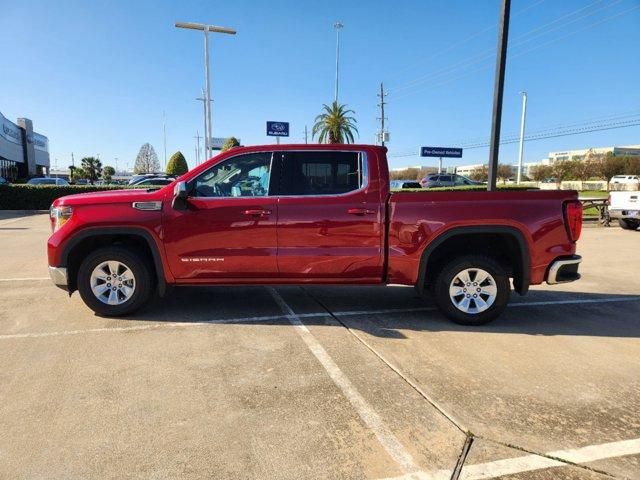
xmin=166 ymin=151 xmax=189 ymax=176
xmin=0 ymin=185 xmax=145 ymax=210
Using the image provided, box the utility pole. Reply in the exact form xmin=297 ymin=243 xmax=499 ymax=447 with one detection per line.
xmin=162 ymin=111 xmax=167 ymax=171
xmin=377 ymin=82 xmax=387 ymax=146
xmin=176 ymin=21 xmax=237 ymax=158
xmin=304 ymin=125 xmax=308 ymax=144
xmin=115 ymin=157 xmax=119 ymax=175
xmin=516 ymin=91 xmax=528 ymax=184
xmin=334 ymin=21 xmax=343 ymax=103
xmin=487 ymin=0 xmax=511 ymax=192
xmin=194 ymin=131 xmax=202 ymax=165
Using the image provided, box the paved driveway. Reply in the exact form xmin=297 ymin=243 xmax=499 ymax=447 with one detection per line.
xmin=0 ymin=212 xmax=638 ymax=479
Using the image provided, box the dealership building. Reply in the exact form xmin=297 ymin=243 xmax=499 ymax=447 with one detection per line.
xmin=0 ymin=110 xmax=50 ymax=181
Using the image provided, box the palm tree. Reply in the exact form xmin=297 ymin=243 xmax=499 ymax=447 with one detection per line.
xmin=312 ymin=101 xmax=358 ymax=144
xmin=80 ymin=157 xmax=103 ymax=184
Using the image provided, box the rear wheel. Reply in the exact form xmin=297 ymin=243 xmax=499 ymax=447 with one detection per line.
xmin=432 ymin=255 xmax=510 ymax=325
xmin=77 ymin=246 xmax=154 ymax=316
xmin=618 ymin=218 xmax=639 ymax=230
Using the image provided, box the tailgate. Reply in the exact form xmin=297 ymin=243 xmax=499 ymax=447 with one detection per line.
xmin=610 ymin=191 xmax=640 ymax=210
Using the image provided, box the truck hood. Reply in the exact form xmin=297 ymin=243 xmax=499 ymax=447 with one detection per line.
xmin=52 ymin=188 xmax=168 ymax=207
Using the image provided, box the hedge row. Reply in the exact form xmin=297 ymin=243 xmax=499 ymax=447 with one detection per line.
xmin=1 ymin=183 xmax=539 ymax=211
xmin=391 ymin=185 xmax=539 ymax=192
xmin=0 ymin=184 xmax=143 ymax=210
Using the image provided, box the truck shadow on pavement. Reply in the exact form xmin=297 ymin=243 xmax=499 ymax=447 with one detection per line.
xmin=119 ymin=285 xmax=640 ymax=339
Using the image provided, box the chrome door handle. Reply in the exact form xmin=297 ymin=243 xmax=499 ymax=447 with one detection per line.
xmin=347 ymin=208 xmax=376 ymax=215
xmin=243 ymin=209 xmax=272 ymax=217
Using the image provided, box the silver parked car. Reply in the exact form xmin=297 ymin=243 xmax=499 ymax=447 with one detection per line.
xmin=27 ymin=177 xmax=70 ymax=185
xmin=390 ymin=180 xmax=422 ymax=189
xmin=420 ymin=174 xmax=482 ymax=188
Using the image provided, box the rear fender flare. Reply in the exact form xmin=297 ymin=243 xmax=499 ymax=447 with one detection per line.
xmin=416 ymin=226 xmax=531 ymax=295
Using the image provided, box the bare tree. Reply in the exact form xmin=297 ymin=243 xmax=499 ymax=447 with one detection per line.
xmin=469 ymin=165 xmax=488 ymax=182
xmin=529 ymin=164 xmax=553 ymax=182
xmin=591 ymin=153 xmax=625 ymax=188
xmin=497 ymin=164 xmax=514 ymax=184
xmin=134 ymin=143 xmax=160 ymax=174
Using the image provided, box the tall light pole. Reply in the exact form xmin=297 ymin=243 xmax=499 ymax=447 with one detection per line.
xmin=334 ymin=21 xmax=343 ymax=103
xmin=516 ymin=91 xmax=528 ymax=184
xmin=175 ymin=21 xmax=236 ymax=159
xmin=162 ymin=111 xmax=167 ymax=171
xmin=196 ymin=89 xmax=211 ymax=160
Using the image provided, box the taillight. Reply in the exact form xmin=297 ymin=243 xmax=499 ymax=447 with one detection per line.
xmin=564 ymin=201 xmax=582 ymax=242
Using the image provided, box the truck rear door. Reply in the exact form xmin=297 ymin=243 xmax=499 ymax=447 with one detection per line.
xmin=274 ymin=150 xmax=384 ymax=280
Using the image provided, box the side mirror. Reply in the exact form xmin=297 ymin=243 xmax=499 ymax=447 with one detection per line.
xmin=172 ymin=181 xmax=189 ymax=210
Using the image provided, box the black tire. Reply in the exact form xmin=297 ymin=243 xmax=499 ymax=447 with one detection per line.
xmin=618 ymin=218 xmax=639 ymax=230
xmin=77 ymin=246 xmax=154 ymax=316
xmin=431 ymin=255 xmax=510 ymax=326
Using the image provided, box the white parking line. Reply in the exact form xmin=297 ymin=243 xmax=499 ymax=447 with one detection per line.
xmin=0 ymin=216 xmax=35 ymax=226
xmin=1 ymin=296 xmax=639 ymax=341
xmin=267 ymin=287 xmax=424 ymax=478
xmin=0 ymin=277 xmax=49 ymax=282
xmin=0 ymin=314 xmax=289 ymax=340
xmin=381 ymin=437 xmax=640 ymax=480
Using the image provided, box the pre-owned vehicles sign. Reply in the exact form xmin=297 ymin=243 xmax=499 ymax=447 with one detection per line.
xmin=420 ymin=147 xmax=463 ymax=158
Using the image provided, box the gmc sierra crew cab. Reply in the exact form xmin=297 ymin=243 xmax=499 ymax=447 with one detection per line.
xmin=47 ymin=144 xmax=583 ymax=325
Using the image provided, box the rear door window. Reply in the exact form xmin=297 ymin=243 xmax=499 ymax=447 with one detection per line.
xmin=278 ymin=151 xmax=363 ymax=196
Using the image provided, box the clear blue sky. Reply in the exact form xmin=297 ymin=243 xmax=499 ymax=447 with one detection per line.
xmin=1 ymin=0 xmax=639 ymax=172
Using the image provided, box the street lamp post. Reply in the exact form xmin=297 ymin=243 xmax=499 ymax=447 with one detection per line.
xmin=334 ymin=21 xmax=343 ymax=103
xmin=175 ymin=21 xmax=236 ymax=158
xmin=517 ymin=91 xmax=528 ymax=184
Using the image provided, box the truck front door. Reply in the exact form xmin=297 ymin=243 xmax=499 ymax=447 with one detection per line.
xmin=163 ymin=152 xmax=278 ymax=280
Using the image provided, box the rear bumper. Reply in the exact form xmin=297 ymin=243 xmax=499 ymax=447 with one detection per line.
xmin=48 ymin=266 xmax=69 ymax=290
xmin=609 ymin=209 xmax=639 ymax=219
xmin=546 ymin=255 xmax=581 ymax=285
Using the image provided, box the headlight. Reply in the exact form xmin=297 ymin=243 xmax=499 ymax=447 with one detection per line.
xmin=50 ymin=206 xmax=73 ymax=232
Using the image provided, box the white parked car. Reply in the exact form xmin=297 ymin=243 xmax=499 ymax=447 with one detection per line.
xmin=609 ymin=191 xmax=639 ymax=230
xmin=610 ymin=175 xmax=640 ymax=187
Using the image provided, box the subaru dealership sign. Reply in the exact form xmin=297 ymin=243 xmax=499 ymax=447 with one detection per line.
xmin=266 ymin=121 xmax=289 ymax=137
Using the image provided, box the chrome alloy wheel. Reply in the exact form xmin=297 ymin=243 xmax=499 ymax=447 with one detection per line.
xmin=449 ymin=268 xmax=497 ymax=314
xmin=90 ymin=261 xmax=136 ymax=305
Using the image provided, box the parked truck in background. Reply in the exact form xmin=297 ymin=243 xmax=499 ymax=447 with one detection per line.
xmin=47 ymin=144 xmax=583 ymax=325
xmin=609 ymin=191 xmax=640 ymax=230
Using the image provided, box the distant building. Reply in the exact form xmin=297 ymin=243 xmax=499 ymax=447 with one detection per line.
xmin=548 ymin=145 xmax=640 ymax=163
xmin=389 ymin=165 xmax=430 ymax=172
xmin=454 ymin=164 xmax=485 ymax=176
xmin=0 ymin=110 xmax=50 ymax=180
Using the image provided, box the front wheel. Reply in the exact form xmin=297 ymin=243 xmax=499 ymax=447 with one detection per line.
xmin=618 ymin=218 xmax=639 ymax=230
xmin=77 ymin=246 xmax=154 ymax=316
xmin=432 ymin=255 xmax=510 ymax=326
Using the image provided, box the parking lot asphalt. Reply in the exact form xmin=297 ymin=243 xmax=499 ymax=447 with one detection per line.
xmin=0 ymin=212 xmax=638 ymax=480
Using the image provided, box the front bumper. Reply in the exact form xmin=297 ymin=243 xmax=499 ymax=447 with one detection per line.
xmin=546 ymin=255 xmax=582 ymax=285
xmin=48 ymin=266 xmax=68 ymax=289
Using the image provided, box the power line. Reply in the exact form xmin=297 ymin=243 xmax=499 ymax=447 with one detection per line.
xmin=444 ymin=110 xmax=640 ymax=147
xmin=386 ymin=0 xmax=548 ymax=81
xmin=389 ymin=0 xmax=622 ymax=97
xmin=389 ymin=118 xmax=640 ymax=158
xmin=391 ymin=2 xmax=639 ymax=101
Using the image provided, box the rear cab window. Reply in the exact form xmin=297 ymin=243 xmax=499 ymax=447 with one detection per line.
xmin=278 ymin=151 xmax=364 ymax=196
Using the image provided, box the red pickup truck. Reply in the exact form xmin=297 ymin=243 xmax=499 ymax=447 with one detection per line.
xmin=47 ymin=144 xmax=583 ymax=325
